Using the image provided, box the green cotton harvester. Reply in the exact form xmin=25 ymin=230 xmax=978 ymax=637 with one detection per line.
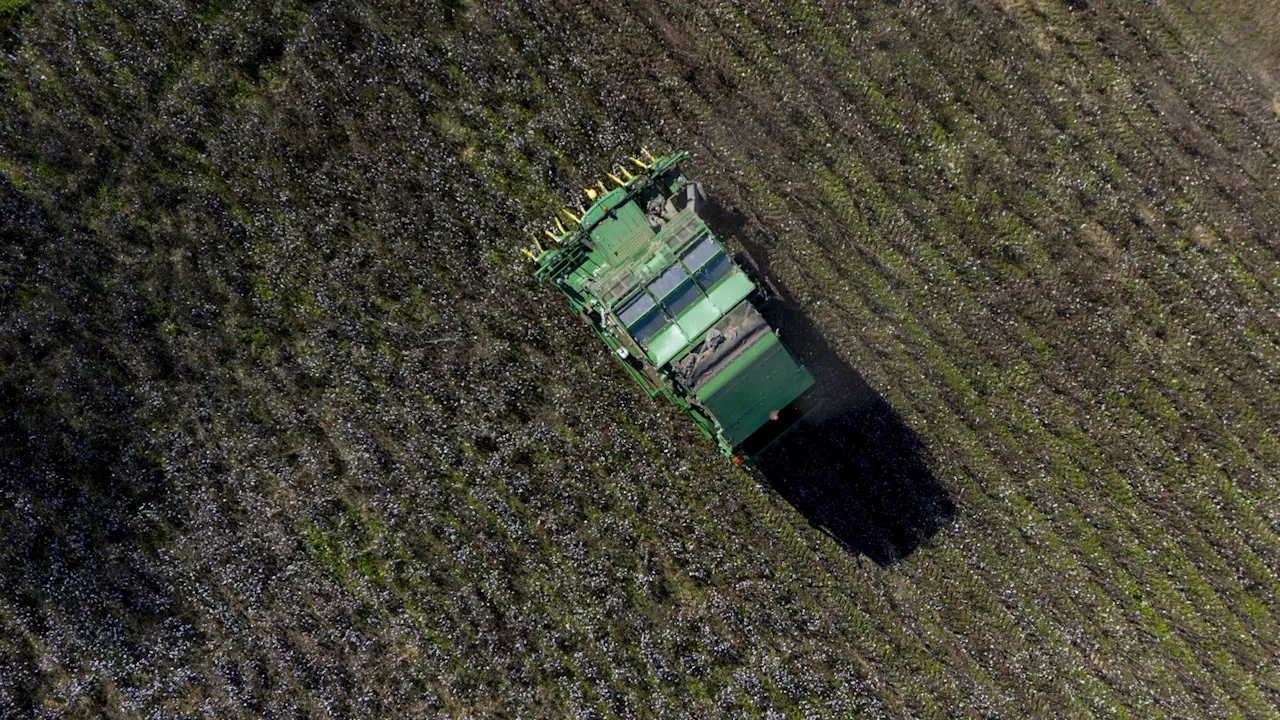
xmin=529 ymin=150 xmax=814 ymax=463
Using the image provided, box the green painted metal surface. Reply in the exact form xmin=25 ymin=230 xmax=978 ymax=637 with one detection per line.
xmin=695 ymin=332 xmax=815 ymax=445
xmin=647 ymin=323 xmax=689 ymax=367
xmin=674 ymin=295 xmax=720 ymax=341
xmin=704 ymin=271 xmax=753 ymax=313
xmin=530 ymin=151 xmax=815 ymax=458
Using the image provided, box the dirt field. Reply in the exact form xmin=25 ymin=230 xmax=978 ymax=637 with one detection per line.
xmin=3 ymin=0 xmax=1280 ymax=717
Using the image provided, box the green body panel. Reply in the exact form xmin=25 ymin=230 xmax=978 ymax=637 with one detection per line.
xmin=696 ymin=331 xmax=815 ymax=445
xmin=647 ymin=323 xmax=689 ymax=366
xmin=704 ymin=271 xmax=754 ymax=313
xmin=674 ymin=296 xmax=721 ymax=341
xmin=590 ymin=195 xmax=652 ymax=263
xmin=532 ymin=151 xmax=815 ymax=457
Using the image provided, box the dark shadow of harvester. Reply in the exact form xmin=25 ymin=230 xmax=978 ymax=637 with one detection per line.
xmin=753 ymin=303 xmax=955 ymax=565
xmin=705 ymin=204 xmax=955 ymax=566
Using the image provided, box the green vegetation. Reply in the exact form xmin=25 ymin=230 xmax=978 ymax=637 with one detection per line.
xmin=2 ymin=0 xmax=1279 ymax=717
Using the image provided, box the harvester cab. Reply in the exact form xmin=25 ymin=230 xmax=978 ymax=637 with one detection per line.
xmin=528 ymin=150 xmax=814 ymax=461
